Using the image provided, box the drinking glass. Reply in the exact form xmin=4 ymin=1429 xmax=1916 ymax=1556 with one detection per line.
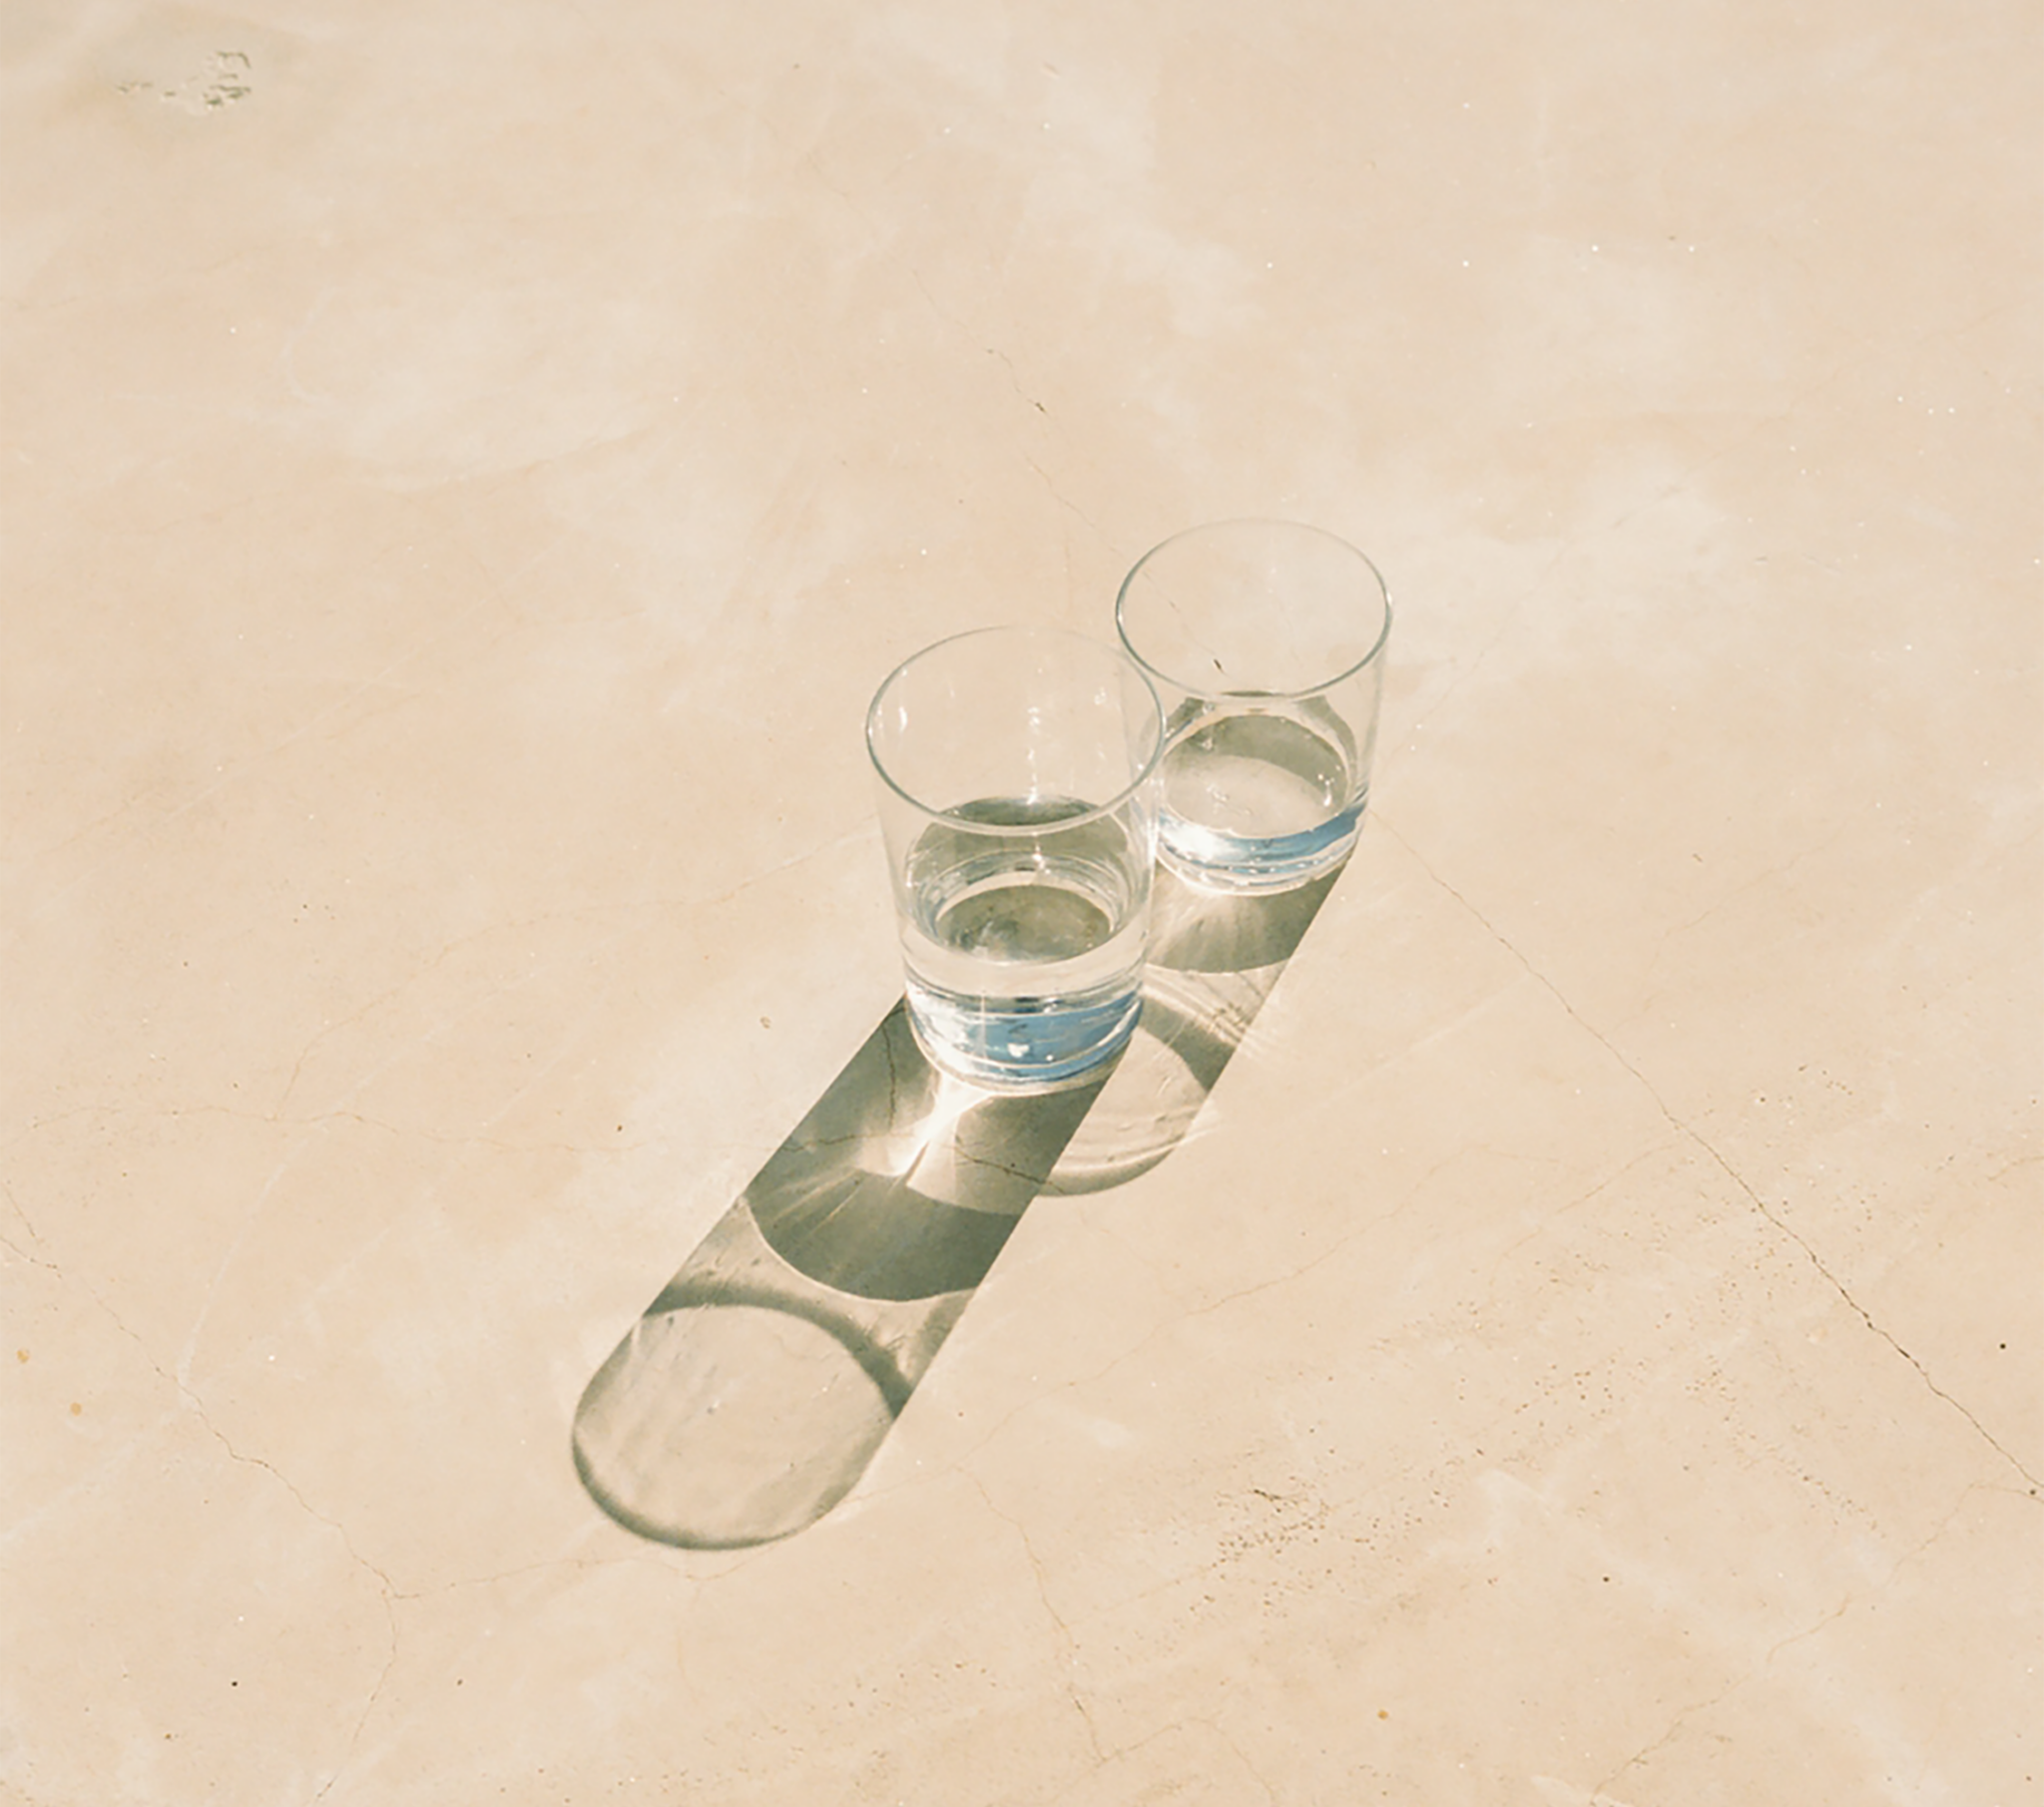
xmin=867 ymin=627 xmax=1164 ymax=1091
xmin=1116 ymin=520 xmax=1392 ymax=892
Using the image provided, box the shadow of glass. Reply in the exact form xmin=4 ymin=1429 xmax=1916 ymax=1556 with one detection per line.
xmin=572 ymin=862 xmax=1341 ymax=1549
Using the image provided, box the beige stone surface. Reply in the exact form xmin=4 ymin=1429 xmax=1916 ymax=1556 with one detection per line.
xmin=4 ymin=1 xmax=2039 ymax=1802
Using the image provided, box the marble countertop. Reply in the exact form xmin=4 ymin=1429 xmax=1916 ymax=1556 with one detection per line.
xmin=4 ymin=1 xmax=2038 ymax=1802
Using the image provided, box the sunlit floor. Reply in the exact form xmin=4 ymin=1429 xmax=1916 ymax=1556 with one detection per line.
xmin=4 ymin=2 xmax=2038 ymax=1802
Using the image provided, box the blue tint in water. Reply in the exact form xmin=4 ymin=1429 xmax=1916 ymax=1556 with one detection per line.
xmin=1159 ymin=799 xmax=1363 ymax=893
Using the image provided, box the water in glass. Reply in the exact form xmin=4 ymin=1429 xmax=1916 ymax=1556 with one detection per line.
xmin=899 ymin=796 xmax=1149 ymax=1090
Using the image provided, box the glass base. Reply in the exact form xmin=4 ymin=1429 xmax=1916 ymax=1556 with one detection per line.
xmin=1157 ymin=804 xmax=1362 ymax=894
xmin=903 ymin=975 xmax=1140 ymax=1093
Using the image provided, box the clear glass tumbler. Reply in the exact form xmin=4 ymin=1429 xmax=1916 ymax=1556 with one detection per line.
xmin=1116 ymin=519 xmax=1392 ymax=892
xmin=867 ymin=627 xmax=1164 ymax=1092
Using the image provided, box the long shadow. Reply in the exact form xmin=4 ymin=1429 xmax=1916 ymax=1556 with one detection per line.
xmin=572 ymin=862 xmax=1341 ymax=1549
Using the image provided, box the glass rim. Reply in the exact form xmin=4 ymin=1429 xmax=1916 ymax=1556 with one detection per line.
xmin=865 ymin=624 xmax=1165 ymax=833
xmin=1115 ymin=517 xmax=1394 ymax=701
